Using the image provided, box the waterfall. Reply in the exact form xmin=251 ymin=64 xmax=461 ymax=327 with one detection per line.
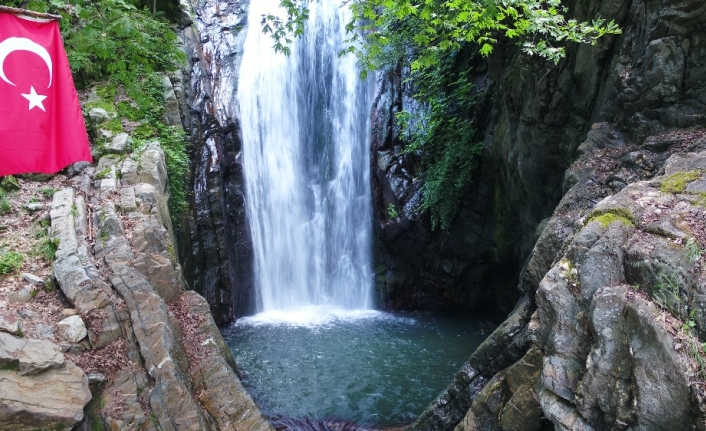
xmin=238 ymin=0 xmax=374 ymax=312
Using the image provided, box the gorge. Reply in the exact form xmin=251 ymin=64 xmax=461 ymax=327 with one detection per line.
xmin=181 ymin=0 xmax=706 ymax=429
xmin=0 ymin=0 xmax=705 ymax=430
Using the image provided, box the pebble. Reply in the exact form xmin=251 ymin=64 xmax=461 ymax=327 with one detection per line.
xmin=22 ymin=273 xmax=45 ymax=287
xmin=25 ymin=202 xmax=44 ymax=213
xmin=61 ymin=309 xmax=78 ymax=317
xmin=8 ymin=287 xmax=35 ymax=304
xmin=88 ymin=373 xmax=107 ymax=384
xmin=18 ymin=309 xmax=40 ymax=320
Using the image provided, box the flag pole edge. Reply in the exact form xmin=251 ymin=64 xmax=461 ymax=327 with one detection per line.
xmin=0 ymin=5 xmax=62 ymax=21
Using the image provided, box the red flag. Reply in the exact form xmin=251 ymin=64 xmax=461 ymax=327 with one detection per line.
xmin=0 ymin=12 xmax=92 ymax=176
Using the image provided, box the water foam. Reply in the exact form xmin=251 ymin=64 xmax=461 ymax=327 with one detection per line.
xmin=235 ymin=306 xmax=391 ymax=328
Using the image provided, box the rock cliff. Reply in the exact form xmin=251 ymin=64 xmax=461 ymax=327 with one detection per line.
xmin=400 ymin=0 xmax=706 ymax=427
xmin=0 ymin=47 xmax=273 ymax=430
xmin=178 ymin=0 xmax=255 ymax=324
xmin=371 ymin=0 xmax=706 ymax=315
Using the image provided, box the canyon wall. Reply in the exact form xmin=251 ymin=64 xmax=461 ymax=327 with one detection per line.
xmin=402 ymin=0 xmax=706 ymax=429
xmin=179 ymin=0 xmax=255 ymax=324
xmin=371 ymin=0 xmax=705 ymax=316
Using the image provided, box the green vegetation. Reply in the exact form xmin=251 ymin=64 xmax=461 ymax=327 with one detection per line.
xmin=0 ymin=194 xmax=10 ymax=214
xmin=585 ymin=207 xmax=635 ymax=228
xmin=8 ymin=0 xmax=184 ymax=92
xmin=660 ymin=170 xmax=702 ymax=194
xmin=32 ymin=223 xmax=60 ymax=262
xmin=85 ymin=84 xmax=124 ymax=136
xmin=0 ymin=250 xmax=24 ymax=274
xmin=0 ymin=175 xmax=20 ymax=192
xmin=694 ymin=193 xmax=706 ymax=207
xmin=269 ymin=0 xmax=621 ymax=71
xmin=1 ymin=360 xmax=20 ymax=371
xmin=267 ymin=0 xmax=619 ymax=230
xmin=157 ymin=125 xmax=190 ymax=221
xmin=9 ymin=0 xmax=191 ymax=225
xmin=397 ymin=48 xmax=483 ymax=229
xmin=39 ymin=188 xmax=58 ymax=199
xmin=653 ymin=272 xmax=686 ymax=317
xmin=387 ymin=203 xmax=398 ymax=219
xmin=589 ymin=212 xmax=633 ymax=228
xmin=685 ymin=237 xmax=703 ymax=263
xmin=651 ymin=272 xmax=706 ymax=380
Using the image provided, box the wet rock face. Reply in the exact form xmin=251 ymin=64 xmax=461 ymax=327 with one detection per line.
xmin=371 ymin=0 xmax=706 ymax=313
xmin=180 ymin=0 xmax=255 ymax=324
xmin=371 ymin=68 xmax=513 ymax=313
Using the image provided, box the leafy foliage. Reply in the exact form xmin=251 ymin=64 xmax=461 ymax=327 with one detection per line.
xmin=9 ymin=0 xmax=184 ymax=91
xmin=261 ymin=0 xmax=310 ymax=56
xmin=397 ymin=49 xmax=483 ymax=229
xmin=153 ymin=124 xmax=190 ymax=222
xmin=0 ymin=250 xmax=23 ymax=275
xmin=113 ymin=75 xmax=191 ymax=223
xmin=31 ymin=222 xmax=60 ymax=262
xmin=686 ymin=237 xmax=703 ymax=263
xmin=8 ymin=0 xmax=190 ymax=224
xmin=0 ymin=196 xmax=10 ymax=214
xmin=269 ymin=0 xmax=621 ymax=72
xmin=266 ymin=0 xmax=621 ymax=229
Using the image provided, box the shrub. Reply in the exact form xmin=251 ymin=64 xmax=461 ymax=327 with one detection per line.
xmin=0 ymin=251 xmax=23 ymax=274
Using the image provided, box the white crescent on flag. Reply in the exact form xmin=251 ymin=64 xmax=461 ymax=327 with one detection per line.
xmin=0 ymin=36 xmax=53 ymax=88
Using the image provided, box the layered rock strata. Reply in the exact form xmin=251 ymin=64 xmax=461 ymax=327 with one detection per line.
xmin=179 ymin=0 xmax=255 ymax=324
xmin=31 ymin=134 xmax=272 ymax=430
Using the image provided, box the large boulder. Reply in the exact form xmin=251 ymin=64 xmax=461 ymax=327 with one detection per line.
xmin=0 ymin=333 xmax=91 ymax=431
xmin=0 ymin=332 xmax=64 ymax=376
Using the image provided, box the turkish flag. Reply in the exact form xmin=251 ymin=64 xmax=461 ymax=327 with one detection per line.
xmin=0 ymin=12 xmax=92 ymax=176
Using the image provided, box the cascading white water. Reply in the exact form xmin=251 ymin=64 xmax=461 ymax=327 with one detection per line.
xmin=238 ymin=0 xmax=373 ymax=313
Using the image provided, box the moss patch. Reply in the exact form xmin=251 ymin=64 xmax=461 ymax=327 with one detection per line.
xmin=585 ymin=207 xmax=635 ymax=228
xmin=692 ymin=192 xmax=706 ymax=207
xmin=1 ymin=360 xmax=20 ymax=371
xmin=660 ymin=170 xmax=702 ymax=194
xmin=85 ymin=84 xmax=123 ymax=135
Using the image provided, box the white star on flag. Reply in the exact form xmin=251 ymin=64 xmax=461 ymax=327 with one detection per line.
xmin=21 ymin=86 xmax=47 ymax=111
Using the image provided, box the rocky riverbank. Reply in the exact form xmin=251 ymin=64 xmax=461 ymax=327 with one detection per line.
xmin=407 ymin=126 xmax=706 ymax=431
xmin=397 ymin=0 xmax=706 ymax=427
xmin=0 ymin=72 xmax=272 ymax=431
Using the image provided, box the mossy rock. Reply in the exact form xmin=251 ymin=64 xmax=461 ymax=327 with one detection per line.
xmin=18 ymin=173 xmax=53 ymax=182
xmin=693 ymin=193 xmax=706 ymax=207
xmin=660 ymin=170 xmax=702 ymax=194
xmin=585 ymin=207 xmax=636 ymax=228
xmin=0 ymin=175 xmax=20 ymax=192
xmin=116 ymin=100 xmax=144 ymax=121
xmin=84 ymin=84 xmax=124 ymax=134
